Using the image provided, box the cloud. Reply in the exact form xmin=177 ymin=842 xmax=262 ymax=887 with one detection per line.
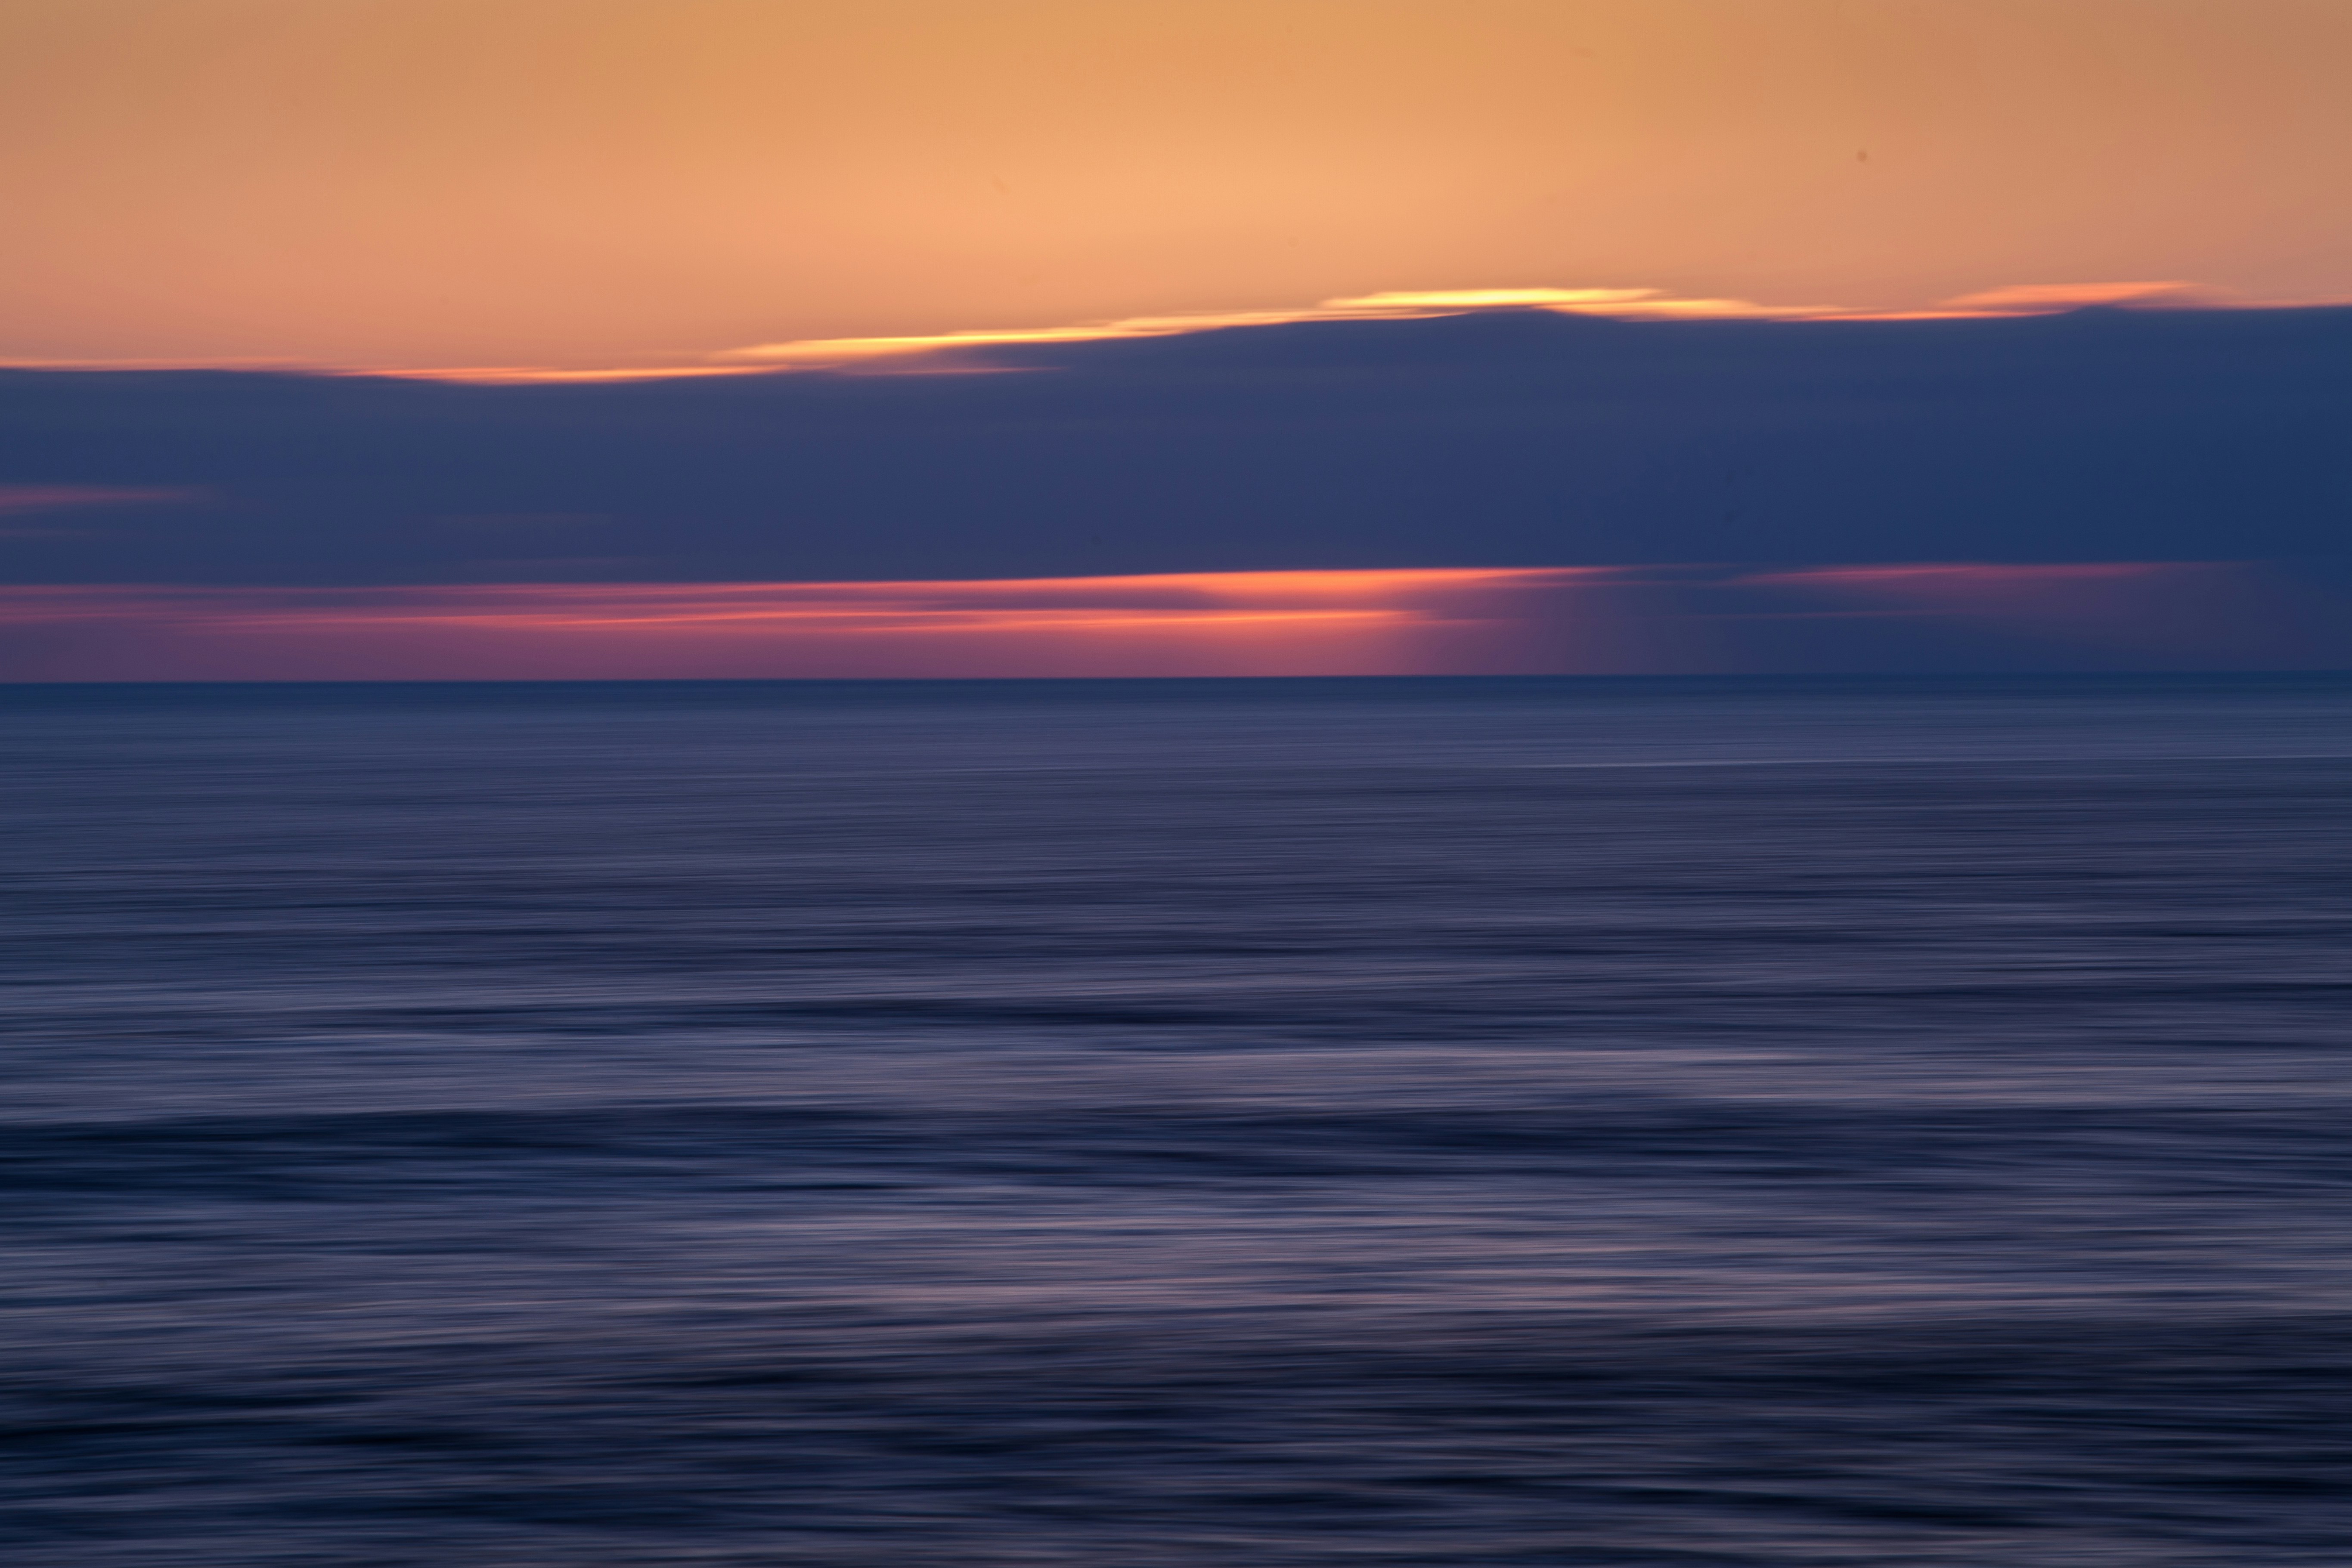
xmin=367 ymin=365 xmax=784 ymax=387
xmin=0 ymin=485 xmax=203 ymax=516
xmin=0 ymin=486 xmax=206 ymax=539
xmin=5 ymin=303 xmax=2352 ymax=597
xmin=707 ymin=285 xmax=1869 ymax=373
xmin=679 ymin=278 xmax=2321 ymax=377
xmin=1934 ymin=281 xmax=2214 ymax=313
xmin=3 ymin=563 xmax=2341 ymax=682
xmin=0 ymin=571 xmax=1569 ymax=681
xmin=8 ymin=280 xmax=2340 ymax=385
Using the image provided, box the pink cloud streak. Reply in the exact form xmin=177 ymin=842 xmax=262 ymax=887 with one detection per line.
xmin=0 ymin=571 xmax=1600 ymax=681
xmin=0 ymin=563 xmax=2339 ymax=682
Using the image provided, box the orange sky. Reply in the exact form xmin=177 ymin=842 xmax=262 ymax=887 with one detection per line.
xmin=6 ymin=0 xmax=2351 ymax=372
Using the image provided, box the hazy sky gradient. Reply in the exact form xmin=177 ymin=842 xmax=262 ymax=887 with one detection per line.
xmin=7 ymin=0 xmax=2352 ymax=370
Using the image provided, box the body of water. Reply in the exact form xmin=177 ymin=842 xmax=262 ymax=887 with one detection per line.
xmin=4 ymin=676 xmax=2349 ymax=1565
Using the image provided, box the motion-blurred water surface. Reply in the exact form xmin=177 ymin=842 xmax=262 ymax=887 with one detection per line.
xmin=4 ymin=676 xmax=2349 ymax=1565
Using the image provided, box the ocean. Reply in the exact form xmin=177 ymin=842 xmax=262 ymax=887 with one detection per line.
xmin=3 ymin=675 xmax=2348 ymax=1565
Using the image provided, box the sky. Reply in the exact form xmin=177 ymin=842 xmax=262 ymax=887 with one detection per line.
xmin=2 ymin=0 xmax=2349 ymax=677
xmin=7 ymin=0 xmax=2352 ymax=373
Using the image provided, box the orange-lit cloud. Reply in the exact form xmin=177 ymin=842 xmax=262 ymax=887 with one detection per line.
xmin=0 ymin=570 xmax=1597 ymax=681
xmin=704 ymin=280 xmax=2274 ymax=375
xmin=710 ymin=287 xmax=1841 ymax=371
xmin=8 ymin=278 xmax=2297 ymax=383
xmin=381 ymin=277 xmax=2336 ymax=383
xmin=1934 ymin=281 xmax=2209 ymax=313
xmin=6 ymin=1 xmax=2352 ymax=371
xmin=3 ymin=563 xmax=2341 ymax=682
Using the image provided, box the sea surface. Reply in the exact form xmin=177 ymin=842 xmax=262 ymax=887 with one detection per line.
xmin=3 ymin=675 xmax=2348 ymax=1566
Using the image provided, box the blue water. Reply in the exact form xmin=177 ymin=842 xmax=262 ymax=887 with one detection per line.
xmin=4 ymin=675 xmax=2349 ymax=1566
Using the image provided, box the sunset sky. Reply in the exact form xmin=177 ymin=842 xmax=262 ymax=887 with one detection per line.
xmin=8 ymin=0 xmax=2352 ymax=372
xmin=3 ymin=0 xmax=2349 ymax=677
